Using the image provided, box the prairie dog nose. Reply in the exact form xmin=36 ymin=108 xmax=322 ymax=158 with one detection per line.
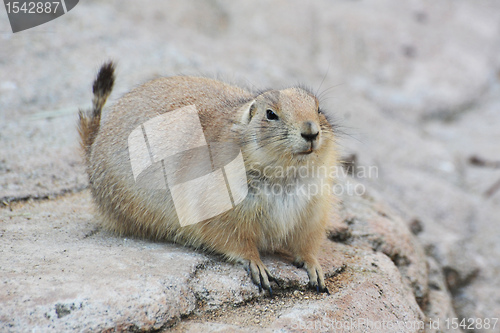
xmin=301 ymin=121 xmax=319 ymax=142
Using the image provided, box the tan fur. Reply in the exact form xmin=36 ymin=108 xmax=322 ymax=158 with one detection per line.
xmin=79 ymin=62 xmax=339 ymax=293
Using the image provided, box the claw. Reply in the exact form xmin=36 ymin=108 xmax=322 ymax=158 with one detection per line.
xmin=299 ymin=260 xmax=329 ymax=294
xmin=265 ymin=268 xmax=282 ymax=288
xmin=248 ymin=259 xmax=275 ymax=295
xmin=314 ymin=284 xmax=330 ymax=294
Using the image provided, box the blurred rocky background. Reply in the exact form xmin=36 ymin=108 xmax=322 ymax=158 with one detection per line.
xmin=1 ymin=0 xmax=499 ymax=332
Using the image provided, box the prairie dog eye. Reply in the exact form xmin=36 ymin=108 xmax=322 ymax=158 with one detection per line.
xmin=266 ymin=109 xmax=279 ymax=121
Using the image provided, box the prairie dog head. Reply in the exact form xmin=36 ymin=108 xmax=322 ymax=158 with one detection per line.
xmin=238 ymin=87 xmax=335 ymax=170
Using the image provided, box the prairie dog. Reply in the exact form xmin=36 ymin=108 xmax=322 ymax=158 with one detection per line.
xmin=78 ymin=62 xmax=338 ymax=294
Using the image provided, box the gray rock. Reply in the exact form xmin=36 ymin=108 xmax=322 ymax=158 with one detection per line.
xmin=2 ymin=188 xmax=443 ymax=332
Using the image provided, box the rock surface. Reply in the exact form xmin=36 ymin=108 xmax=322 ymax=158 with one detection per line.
xmin=2 ymin=189 xmax=435 ymax=332
xmin=1 ymin=0 xmax=499 ymax=332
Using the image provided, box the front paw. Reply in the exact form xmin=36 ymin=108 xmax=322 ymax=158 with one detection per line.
xmin=247 ymin=259 xmax=278 ymax=296
xmin=303 ymin=260 xmax=330 ymax=294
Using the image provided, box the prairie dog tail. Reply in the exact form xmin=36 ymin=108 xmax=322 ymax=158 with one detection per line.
xmin=78 ymin=61 xmax=116 ymax=162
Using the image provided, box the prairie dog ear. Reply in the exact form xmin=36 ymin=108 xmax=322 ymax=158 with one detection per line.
xmin=239 ymin=100 xmax=257 ymax=124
